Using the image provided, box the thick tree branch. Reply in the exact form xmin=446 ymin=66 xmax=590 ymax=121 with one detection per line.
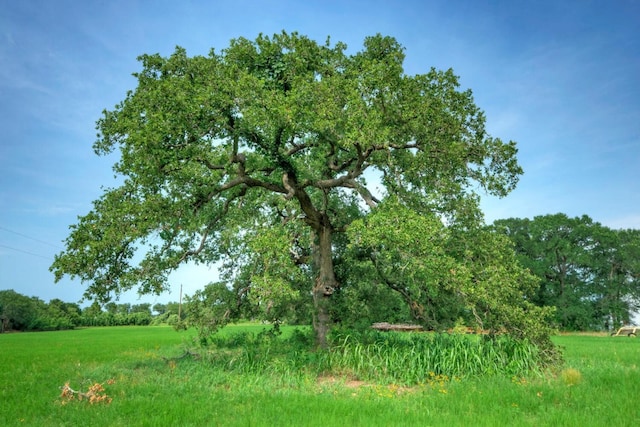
xmin=346 ymin=180 xmax=380 ymax=208
xmin=194 ymin=157 xmax=226 ymax=171
xmin=369 ymin=252 xmax=426 ymax=322
xmin=286 ymin=141 xmax=313 ymax=156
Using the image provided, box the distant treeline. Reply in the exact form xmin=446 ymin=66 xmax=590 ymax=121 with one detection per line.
xmin=0 ymin=289 xmax=183 ymax=332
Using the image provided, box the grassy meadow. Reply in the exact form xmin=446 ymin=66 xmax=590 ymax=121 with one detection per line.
xmin=1 ymin=325 xmax=639 ymax=426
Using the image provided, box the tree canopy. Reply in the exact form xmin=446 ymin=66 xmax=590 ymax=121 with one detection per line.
xmin=494 ymin=214 xmax=640 ymax=330
xmin=51 ymin=32 xmax=551 ymax=350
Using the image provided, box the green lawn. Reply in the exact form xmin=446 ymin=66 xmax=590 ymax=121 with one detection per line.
xmin=1 ymin=326 xmax=639 ymax=426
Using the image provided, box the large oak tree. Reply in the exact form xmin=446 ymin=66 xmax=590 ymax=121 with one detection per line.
xmin=52 ymin=32 xmax=527 ymax=347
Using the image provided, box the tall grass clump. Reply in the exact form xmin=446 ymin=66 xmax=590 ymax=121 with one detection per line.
xmin=195 ymin=326 xmax=548 ymax=386
xmin=325 ymin=329 xmax=545 ymax=384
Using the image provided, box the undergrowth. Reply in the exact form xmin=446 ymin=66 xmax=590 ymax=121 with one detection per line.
xmin=197 ymin=327 xmax=549 ymax=385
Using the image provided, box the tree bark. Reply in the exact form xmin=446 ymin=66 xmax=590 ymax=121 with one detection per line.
xmin=312 ymin=221 xmax=337 ymax=349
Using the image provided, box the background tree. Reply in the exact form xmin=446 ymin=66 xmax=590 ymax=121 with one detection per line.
xmin=51 ymin=32 xmax=527 ymax=348
xmin=116 ymin=303 xmax=132 ymax=315
xmin=131 ymin=303 xmax=152 ymax=314
xmin=586 ymin=227 xmax=640 ymax=328
xmin=105 ymin=302 xmax=118 ymax=314
xmin=494 ymin=214 xmax=640 ymax=330
xmin=0 ymin=291 xmax=83 ymax=331
xmin=0 ymin=290 xmax=37 ymax=332
xmin=494 ymin=214 xmax=594 ymax=329
xmin=152 ymin=303 xmax=167 ymax=315
xmin=37 ymin=298 xmax=82 ymax=330
xmin=81 ymin=301 xmax=103 ymax=326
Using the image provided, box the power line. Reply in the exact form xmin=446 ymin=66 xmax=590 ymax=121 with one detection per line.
xmin=0 ymin=225 xmax=63 ymax=250
xmin=0 ymin=243 xmax=53 ymax=260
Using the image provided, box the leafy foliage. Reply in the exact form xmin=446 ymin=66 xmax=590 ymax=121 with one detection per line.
xmin=342 ymin=200 xmax=559 ymax=362
xmin=50 ymin=31 xmax=545 ymax=352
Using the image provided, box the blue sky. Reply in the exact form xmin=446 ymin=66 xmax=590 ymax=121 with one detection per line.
xmin=1 ymin=0 xmax=639 ymax=305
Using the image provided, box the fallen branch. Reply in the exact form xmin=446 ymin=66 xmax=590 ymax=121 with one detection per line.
xmin=371 ymin=322 xmax=424 ymax=332
xmin=59 ymin=381 xmax=113 ymax=404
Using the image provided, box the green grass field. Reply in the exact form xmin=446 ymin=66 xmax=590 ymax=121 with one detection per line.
xmin=1 ymin=325 xmax=639 ymax=426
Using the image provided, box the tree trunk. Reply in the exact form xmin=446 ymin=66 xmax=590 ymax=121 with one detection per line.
xmin=312 ymin=222 xmax=337 ymax=349
xmin=287 ymin=170 xmax=337 ymax=348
